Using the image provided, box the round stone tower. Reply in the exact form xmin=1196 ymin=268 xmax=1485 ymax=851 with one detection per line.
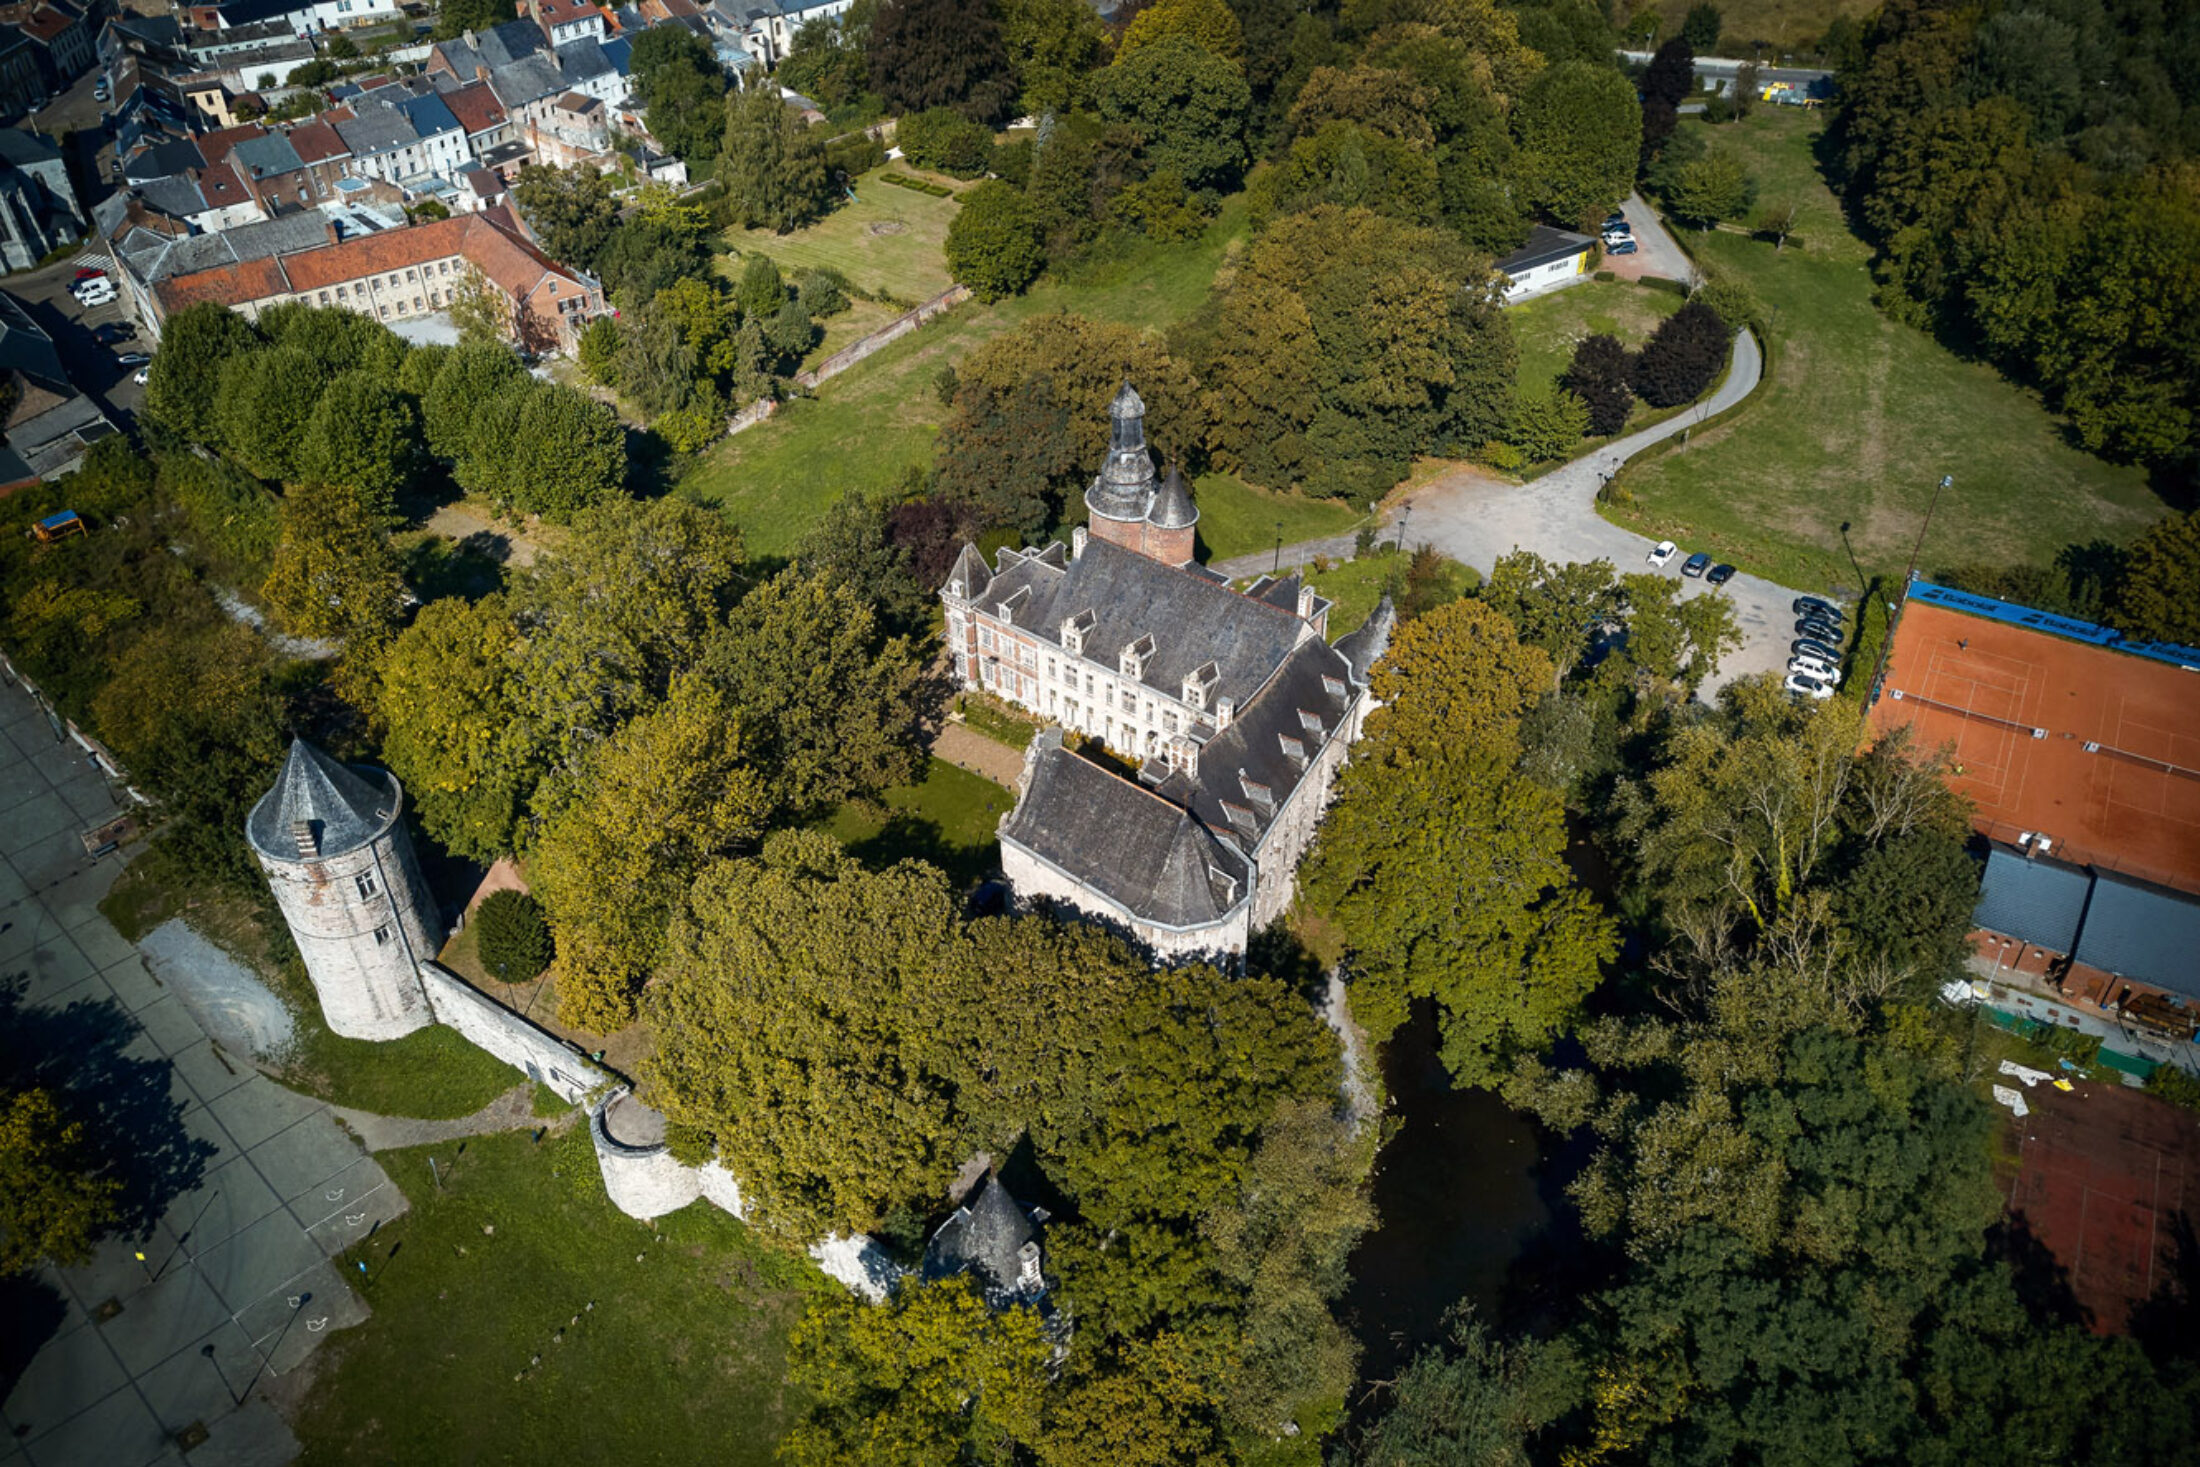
xmin=1143 ymin=465 xmax=1198 ymax=567
xmin=246 ymin=740 xmax=439 ymax=1041
xmin=1084 ymin=381 xmax=1159 ymax=553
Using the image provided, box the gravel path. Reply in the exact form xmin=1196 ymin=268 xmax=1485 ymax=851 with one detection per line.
xmin=137 ymin=918 xmax=295 ymax=1060
xmin=933 ymin=722 xmax=1026 ymax=788
xmin=326 ymin=1083 xmax=547 ymax=1153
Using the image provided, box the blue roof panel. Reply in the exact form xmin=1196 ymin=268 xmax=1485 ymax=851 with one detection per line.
xmin=1973 ymin=846 xmax=2092 ymax=954
xmin=2072 ymin=873 xmax=2200 ymax=999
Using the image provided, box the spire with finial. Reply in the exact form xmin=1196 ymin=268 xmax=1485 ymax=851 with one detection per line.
xmin=1086 ymin=380 xmax=1159 ymax=527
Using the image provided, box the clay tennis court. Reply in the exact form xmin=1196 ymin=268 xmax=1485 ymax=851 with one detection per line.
xmin=2000 ymin=1080 xmax=2200 ymax=1333
xmin=1871 ymin=602 xmax=2200 ymax=890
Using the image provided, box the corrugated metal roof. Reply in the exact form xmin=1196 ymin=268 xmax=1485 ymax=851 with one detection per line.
xmin=2073 ymin=873 xmax=2200 ymax=999
xmin=1974 ymin=846 xmax=2092 ymax=954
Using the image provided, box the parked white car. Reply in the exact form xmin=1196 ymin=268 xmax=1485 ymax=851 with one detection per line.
xmin=1647 ymin=540 xmax=1678 ymax=568
xmin=1786 ymin=671 xmax=1836 ymax=700
xmin=75 ymin=283 xmax=116 ymax=307
xmin=1790 ymin=656 xmax=1839 ymax=681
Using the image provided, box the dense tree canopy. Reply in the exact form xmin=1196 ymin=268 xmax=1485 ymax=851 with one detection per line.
xmin=1093 ymin=33 xmax=1254 ymax=192
xmin=868 ymin=0 xmax=1016 ymax=121
xmin=718 ymin=78 xmax=835 ymax=232
xmin=945 ymin=179 xmax=1047 ymax=300
xmin=1512 ymin=60 xmax=1641 ymax=227
xmin=628 ymin=24 xmax=728 ymax=164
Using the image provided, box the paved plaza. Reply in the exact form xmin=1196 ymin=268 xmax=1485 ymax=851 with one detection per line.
xmin=0 ymin=671 xmax=403 ymax=1467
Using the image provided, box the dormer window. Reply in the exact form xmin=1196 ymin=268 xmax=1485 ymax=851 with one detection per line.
xmin=1321 ymin=674 xmax=1347 ymax=700
xmin=995 ymin=586 xmax=1029 ymax=623
xmin=1061 ymin=609 xmax=1096 ymax=655
xmin=1238 ymin=771 xmax=1274 ymax=815
xmin=1119 ymin=633 xmax=1155 ymax=680
xmin=1299 ymin=709 xmax=1325 ymax=738
xmin=1278 ymin=733 xmax=1306 ymax=768
xmin=1182 ymin=660 xmax=1218 ymax=711
xmin=1220 ymin=800 xmax=1257 ymax=834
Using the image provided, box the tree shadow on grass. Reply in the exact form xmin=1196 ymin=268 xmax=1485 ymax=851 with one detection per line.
xmin=840 ymin=812 xmax=994 ymax=897
xmin=0 ymin=973 xmax=218 ymax=1247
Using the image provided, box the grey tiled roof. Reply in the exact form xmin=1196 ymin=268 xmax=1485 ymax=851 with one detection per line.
xmin=246 ymin=740 xmax=403 ymax=863
xmin=921 ymin=1176 xmax=1039 ymax=1304
xmin=978 ymin=537 xmax=1309 ymax=709
xmin=335 ymin=100 xmax=421 ymax=158
xmin=1334 ymin=594 xmax=1395 ymax=687
xmin=489 ymin=53 xmax=565 ymax=107
xmin=1002 ymin=735 xmax=1251 ymax=929
xmin=2071 ymin=873 xmax=2200 ymax=999
xmin=1974 ymin=846 xmax=2091 ymax=954
xmin=230 ymin=131 xmax=305 ymax=178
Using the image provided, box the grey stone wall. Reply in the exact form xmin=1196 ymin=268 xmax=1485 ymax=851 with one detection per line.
xmin=418 ymin=963 xmax=604 ymax=1101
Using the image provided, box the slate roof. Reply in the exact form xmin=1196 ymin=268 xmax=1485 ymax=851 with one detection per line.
xmin=975 ymin=537 xmax=1308 ymax=710
xmin=921 ymin=1175 xmax=1040 ymax=1303
xmin=1497 ymin=224 xmax=1594 ymax=276
xmin=397 ymin=90 xmax=463 ymax=138
xmin=1974 ymin=846 xmax=2092 ymax=955
xmin=437 ymin=17 xmax=549 ymax=77
xmin=0 ymin=288 xmax=68 ymax=393
xmin=1002 ymin=733 xmax=1252 ymax=930
xmin=1148 ymin=464 xmax=1197 ymax=530
xmin=2071 ymin=873 xmax=2200 ymax=1000
xmin=1334 ymin=594 xmax=1396 ymax=687
xmin=246 ymin=740 xmax=403 ymax=863
xmin=0 ymin=129 xmax=61 ymax=167
xmin=335 ymin=99 xmax=420 ymax=158
xmin=230 ymin=130 xmax=305 ymax=179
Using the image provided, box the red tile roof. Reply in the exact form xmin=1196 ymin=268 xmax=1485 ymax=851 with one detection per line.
xmin=284 ymin=118 xmax=349 ymax=164
xmin=195 ymin=123 xmax=266 ymax=168
xmin=158 ymin=254 xmax=290 ymax=312
xmin=442 ymin=80 xmax=506 ymax=135
xmin=1870 ymin=601 xmax=2200 ymax=894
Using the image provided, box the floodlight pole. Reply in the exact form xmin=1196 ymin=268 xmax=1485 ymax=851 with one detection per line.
xmin=1870 ymin=474 xmax=1952 ymax=704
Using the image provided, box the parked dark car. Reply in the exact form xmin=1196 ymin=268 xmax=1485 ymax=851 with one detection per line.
xmin=1604 ymin=212 xmax=1627 ymax=231
xmin=1682 ymin=552 xmax=1711 ymax=577
xmin=93 ymin=321 xmax=133 ymax=343
xmin=1794 ymin=637 xmax=1843 ymax=664
xmin=1706 ymin=563 xmax=1736 ymax=585
xmin=1795 ymin=616 xmax=1843 ymax=639
xmin=1607 ymin=238 xmax=1638 ymax=255
xmin=1793 ymin=595 xmax=1843 ymax=620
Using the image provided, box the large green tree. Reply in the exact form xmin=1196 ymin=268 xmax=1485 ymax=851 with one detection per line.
xmin=213 ymin=346 xmax=330 ymax=482
xmin=700 ymin=568 xmax=925 ymax=816
xmin=1093 ymin=33 xmax=1252 ymax=191
xmin=998 ymin=0 xmax=1108 ymax=115
xmin=0 ymin=1087 xmax=123 ymax=1273
xmin=374 ymin=592 xmax=530 ymax=862
xmin=145 ymin=302 xmax=261 ymax=446
xmin=628 ymin=24 xmax=728 ymax=164
xmin=868 ymin=0 xmax=1016 ymax=121
xmin=260 ymin=482 xmax=405 ymax=643
xmin=1511 ymin=60 xmax=1642 ymax=228
xmin=2113 ymin=510 xmax=2200 ymax=646
xmin=509 ymin=164 xmax=620 ymax=270
xmin=944 ymin=179 xmax=1046 ymax=300
xmin=299 ymin=369 xmax=421 ymax=517
xmin=717 ymin=78 xmax=835 ymax=232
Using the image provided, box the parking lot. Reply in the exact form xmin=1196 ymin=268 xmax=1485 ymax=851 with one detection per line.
xmin=8 ymin=251 xmax=148 ymax=431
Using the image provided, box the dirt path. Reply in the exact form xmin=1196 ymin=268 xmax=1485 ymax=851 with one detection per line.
xmin=422 ymin=501 xmax=544 ymax=567
xmin=933 ymin=722 xmax=1025 ymax=787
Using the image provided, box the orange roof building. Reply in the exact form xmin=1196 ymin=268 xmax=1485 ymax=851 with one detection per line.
xmin=150 ymin=211 xmax=602 ymax=353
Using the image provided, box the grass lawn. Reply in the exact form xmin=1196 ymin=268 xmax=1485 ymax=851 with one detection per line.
xmin=1194 ymin=472 xmax=1366 ymax=564
xmin=952 ymin=691 xmax=1041 ymax=751
xmin=1300 ymin=551 xmax=1480 ymax=639
xmin=1608 ymin=111 xmax=2167 ymax=593
xmin=102 ymin=846 xmax=520 ymax=1121
xmin=821 ymin=757 xmax=1011 ymax=892
xmin=723 ymin=163 xmax=965 ymax=304
xmin=680 ymin=198 xmax=1250 ymax=561
xmin=1648 ymin=0 xmax=1873 ymax=53
xmin=293 ymin=1129 xmax=817 ymax=1467
xmin=1511 ymin=278 xmax=1680 ymax=394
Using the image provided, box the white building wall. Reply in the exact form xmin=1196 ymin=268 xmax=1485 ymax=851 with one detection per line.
xmin=1001 ymin=836 xmax=1250 ymax=963
xmin=1247 ymin=723 xmax=1351 ymax=930
xmin=419 ymin=963 xmax=604 ymax=1100
xmin=257 ymin=826 xmax=438 ymax=1041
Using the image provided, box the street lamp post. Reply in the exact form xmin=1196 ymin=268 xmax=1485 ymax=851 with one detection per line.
xmin=1869 ymin=474 xmax=1952 ymax=703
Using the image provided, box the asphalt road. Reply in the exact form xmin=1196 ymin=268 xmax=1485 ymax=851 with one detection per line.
xmin=1618 ymin=49 xmax=1834 ymax=88
xmin=1603 ymin=189 xmax=1695 ymax=286
xmin=7 ymin=250 xmax=149 ymax=433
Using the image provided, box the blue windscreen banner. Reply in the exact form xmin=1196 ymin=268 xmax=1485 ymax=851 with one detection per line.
xmin=1904 ymin=579 xmax=2200 ymax=671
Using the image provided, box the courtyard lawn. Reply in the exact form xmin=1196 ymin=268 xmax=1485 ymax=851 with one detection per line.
xmin=1303 ymin=551 xmax=1480 ymax=639
xmin=680 ymin=199 xmax=1249 ymax=560
xmin=1510 ymin=277 xmax=1680 ymax=394
xmin=723 ymin=163 xmax=966 ymax=304
xmin=1194 ymin=472 xmax=1366 ymax=565
xmin=1608 ymin=110 xmax=2166 ymax=593
xmin=294 ymin=1129 xmax=816 ymax=1467
xmin=821 ymin=757 xmax=1011 ymax=892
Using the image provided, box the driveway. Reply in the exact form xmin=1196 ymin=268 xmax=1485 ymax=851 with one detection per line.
xmin=1602 ymin=190 xmax=1694 ymax=287
xmin=1220 ymin=329 xmax=1808 ymax=698
xmin=0 ymin=671 xmax=402 ymax=1467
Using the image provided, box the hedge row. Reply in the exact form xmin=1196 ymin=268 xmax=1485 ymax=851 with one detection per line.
xmin=879 ymin=172 xmax=954 ymax=197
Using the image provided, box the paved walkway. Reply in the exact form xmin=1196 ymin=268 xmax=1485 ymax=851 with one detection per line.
xmin=327 ymin=1084 xmax=547 ymax=1154
xmin=1217 ymin=329 xmax=1805 ymax=697
xmin=0 ymin=673 xmax=396 ymax=1467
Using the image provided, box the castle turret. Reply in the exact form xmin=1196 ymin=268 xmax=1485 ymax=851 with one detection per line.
xmin=1143 ymin=464 xmax=1198 ymax=567
xmin=1084 ymin=381 xmax=1159 ymax=552
xmin=246 ymin=740 xmax=439 ymax=1041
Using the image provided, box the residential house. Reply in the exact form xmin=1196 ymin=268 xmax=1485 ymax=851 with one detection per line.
xmin=0 ymin=28 xmax=44 ymax=114
xmin=148 ymin=208 xmax=606 ymax=352
xmin=438 ymin=77 xmax=512 ymax=166
xmin=0 ymin=290 xmax=117 ymax=488
xmin=334 ymin=92 xmax=465 ymax=183
xmin=704 ymin=0 xmax=849 ymax=68
xmin=180 ymin=0 xmax=404 ymax=35
xmin=941 ymin=385 xmax=1385 ymax=962
xmin=0 ymin=127 xmax=82 ymax=270
xmin=523 ymin=89 xmax=608 ymax=168
xmin=523 ymin=0 xmax=607 ymax=47
xmin=1 ymin=0 xmax=94 ymax=93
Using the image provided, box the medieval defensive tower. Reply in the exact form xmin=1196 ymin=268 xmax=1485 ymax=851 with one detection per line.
xmin=1083 ymin=382 xmax=1198 ymax=567
xmin=247 ymin=740 xmax=439 ymax=1041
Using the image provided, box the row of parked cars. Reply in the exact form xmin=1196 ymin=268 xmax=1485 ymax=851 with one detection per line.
xmin=1646 ymin=539 xmax=1736 ymax=584
xmin=1601 ymin=211 xmax=1639 ymax=257
xmin=1787 ymin=596 xmax=1845 ymax=699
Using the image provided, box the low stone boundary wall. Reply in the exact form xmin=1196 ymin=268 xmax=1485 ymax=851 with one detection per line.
xmin=417 ymin=962 xmax=605 ymax=1102
xmin=725 ymin=283 xmax=971 ymax=439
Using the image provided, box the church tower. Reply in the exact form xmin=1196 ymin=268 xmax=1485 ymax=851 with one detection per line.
xmin=1084 ymin=381 xmax=1160 ymax=553
xmin=246 ymin=740 xmax=439 ymax=1041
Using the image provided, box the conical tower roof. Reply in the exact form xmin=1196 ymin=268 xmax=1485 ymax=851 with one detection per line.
xmin=1086 ymin=379 xmax=1158 ymax=523
xmin=1147 ymin=465 xmax=1198 ymax=531
xmin=246 ymin=739 xmax=401 ymax=863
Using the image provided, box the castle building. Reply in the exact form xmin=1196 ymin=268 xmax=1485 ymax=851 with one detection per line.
xmin=941 ymin=384 xmax=1393 ymax=961
xmin=245 ymin=740 xmax=440 ymax=1041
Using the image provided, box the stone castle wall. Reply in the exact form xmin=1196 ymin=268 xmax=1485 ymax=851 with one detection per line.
xmin=262 ymin=831 xmax=439 ymax=1041
xmin=419 ymin=963 xmax=603 ymax=1102
xmin=1001 ymin=836 xmax=1251 ymax=964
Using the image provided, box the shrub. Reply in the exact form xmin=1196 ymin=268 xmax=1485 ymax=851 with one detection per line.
xmin=825 ymin=131 xmax=886 ymax=178
xmin=896 ymin=108 xmax=994 ymax=177
xmin=474 ymin=889 xmax=554 ymax=983
xmin=1630 ymin=300 xmax=1728 ymax=407
xmin=1507 ymin=385 xmax=1592 ymax=462
xmin=2146 ymin=1066 xmax=2200 ymax=1112
xmin=1694 ymin=269 xmax=1763 ymax=335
